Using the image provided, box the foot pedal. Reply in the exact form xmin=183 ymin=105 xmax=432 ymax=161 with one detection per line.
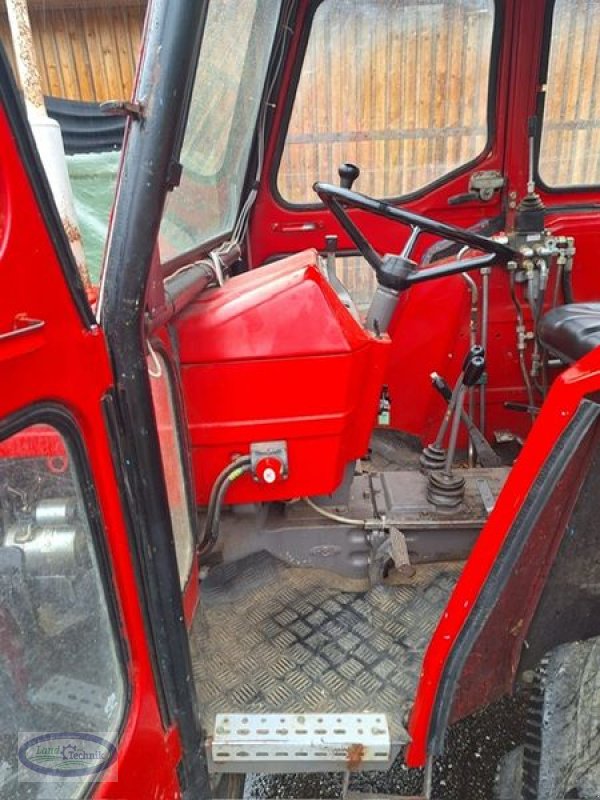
xmin=210 ymin=713 xmax=397 ymax=774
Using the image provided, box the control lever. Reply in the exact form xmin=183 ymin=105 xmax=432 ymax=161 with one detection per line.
xmin=420 ymin=345 xmax=484 ymax=471
xmin=426 ymin=348 xmax=485 ymax=508
xmin=431 ymin=373 xmax=502 ymax=467
xmin=338 ymin=162 xmax=360 ymax=190
xmin=325 ymin=234 xmax=338 ymax=282
xmin=323 ymin=233 xmax=356 ymax=316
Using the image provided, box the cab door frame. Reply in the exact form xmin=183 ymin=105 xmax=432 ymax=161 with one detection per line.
xmin=99 ymin=0 xmax=212 ymax=794
xmin=0 ymin=38 xmax=200 ymax=799
xmin=0 ymin=0 xmax=213 ymax=795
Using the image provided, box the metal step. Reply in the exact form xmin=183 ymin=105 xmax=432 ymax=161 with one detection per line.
xmin=209 ymin=713 xmax=406 ymax=774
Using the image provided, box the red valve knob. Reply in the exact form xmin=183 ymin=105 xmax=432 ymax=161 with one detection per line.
xmin=254 ymin=456 xmax=284 ymax=484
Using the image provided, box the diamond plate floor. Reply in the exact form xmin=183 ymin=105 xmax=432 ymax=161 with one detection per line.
xmin=191 ymin=552 xmax=462 ymax=744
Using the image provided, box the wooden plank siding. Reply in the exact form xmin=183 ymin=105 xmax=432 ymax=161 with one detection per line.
xmin=0 ymin=2 xmax=146 ymax=102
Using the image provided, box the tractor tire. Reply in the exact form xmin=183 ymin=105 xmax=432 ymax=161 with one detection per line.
xmin=213 ymin=772 xmax=246 ymax=799
xmin=494 ymin=744 xmax=524 ymax=800
xmin=497 ymin=637 xmax=600 ymax=800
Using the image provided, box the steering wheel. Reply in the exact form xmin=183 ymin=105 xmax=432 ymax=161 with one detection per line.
xmin=313 ymin=165 xmax=521 ymax=292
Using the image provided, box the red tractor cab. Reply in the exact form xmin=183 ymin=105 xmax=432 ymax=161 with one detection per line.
xmin=1 ymin=1 xmax=600 ymax=798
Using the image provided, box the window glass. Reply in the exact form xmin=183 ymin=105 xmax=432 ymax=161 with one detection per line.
xmin=0 ymin=423 xmax=125 ymax=798
xmin=333 ymin=255 xmax=377 ymax=311
xmin=160 ymin=0 xmax=282 ymax=260
xmin=539 ymin=0 xmax=600 ymax=187
xmin=278 ymin=0 xmax=495 ymax=204
xmin=148 ymin=352 xmax=195 ymax=589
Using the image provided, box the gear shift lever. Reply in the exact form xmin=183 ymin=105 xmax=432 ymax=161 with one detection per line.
xmin=426 ymin=348 xmax=486 ymax=508
xmin=338 ymin=162 xmax=360 ymax=190
xmin=421 ymin=345 xmax=484 ymax=471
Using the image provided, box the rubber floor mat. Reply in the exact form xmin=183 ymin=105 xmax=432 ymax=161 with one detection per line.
xmin=190 ymin=552 xmax=462 ymax=744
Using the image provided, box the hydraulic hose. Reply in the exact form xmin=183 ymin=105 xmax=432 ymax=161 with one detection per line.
xmin=562 ymin=265 xmax=574 ymax=304
xmin=199 ymin=456 xmax=252 ymax=555
xmin=510 ymin=272 xmax=536 ymax=416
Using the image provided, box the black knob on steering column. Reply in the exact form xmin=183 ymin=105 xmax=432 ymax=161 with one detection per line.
xmin=338 ymin=162 xmax=360 ymax=190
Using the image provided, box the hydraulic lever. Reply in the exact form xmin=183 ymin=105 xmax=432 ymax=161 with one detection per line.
xmin=430 ymin=373 xmax=501 ymax=467
xmin=420 ymin=345 xmax=484 ymax=471
xmin=425 ymin=348 xmax=486 ymax=508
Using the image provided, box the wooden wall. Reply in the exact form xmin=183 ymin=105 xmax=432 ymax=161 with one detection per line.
xmin=0 ymin=0 xmax=146 ymax=102
xmin=538 ymin=0 xmax=600 ymax=187
xmin=1 ymin=0 xmax=598 ymax=192
xmin=278 ymin=0 xmax=495 ymax=204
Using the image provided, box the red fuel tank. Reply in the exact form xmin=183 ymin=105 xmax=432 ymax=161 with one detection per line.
xmin=174 ymin=250 xmax=390 ymax=505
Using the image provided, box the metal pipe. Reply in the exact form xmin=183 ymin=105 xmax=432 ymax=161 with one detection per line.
xmin=461 ymin=270 xmax=478 ymax=466
xmin=510 ymin=271 xmax=536 ymax=417
xmin=480 ymin=267 xmax=491 ymax=434
xmin=433 ymin=372 xmax=465 ymax=449
xmin=5 ymin=0 xmax=91 ymax=294
xmin=444 ymin=384 xmax=467 ymax=475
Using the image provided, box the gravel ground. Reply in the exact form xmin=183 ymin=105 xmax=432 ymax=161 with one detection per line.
xmin=244 ymin=694 xmax=528 ymax=799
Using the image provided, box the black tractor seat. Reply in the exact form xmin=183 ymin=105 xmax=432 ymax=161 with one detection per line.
xmin=539 ymin=302 xmax=600 ymax=363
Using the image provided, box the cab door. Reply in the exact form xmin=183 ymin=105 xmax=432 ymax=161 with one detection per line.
xmin=0 ymin=44 xmax=206 ymax=799
xmin=250 ymin=0 xmax=516 ymax=443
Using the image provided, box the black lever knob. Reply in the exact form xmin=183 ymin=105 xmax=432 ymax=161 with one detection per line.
xmin=431 ymin=372 xmax=452 ymax=403
xmin=462 ymin=344 xmax=485 ymax=371
xmin=338 ymin=162 xmax=360 ymax=190
xmin=463 ymin=355 xmax=485 ymax=387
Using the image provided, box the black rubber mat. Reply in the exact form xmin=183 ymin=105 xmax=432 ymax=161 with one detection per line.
xmin=190 ymin=552 xmax=461 ymax=743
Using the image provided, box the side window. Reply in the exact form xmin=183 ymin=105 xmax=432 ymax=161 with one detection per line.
xmin=148 ymin=351 xmax=195 ymax=589
xmin=539 ymin=0 xmax=600 ymax=188
xmin=277 ymin=0 xmax=496 ymax=204
xmin=159 ymin=0 xmax=282 ymax=260
xmin=0 ymin=422 xmax=125 ymax=798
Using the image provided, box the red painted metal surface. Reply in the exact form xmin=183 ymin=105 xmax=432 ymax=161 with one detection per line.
xmin=406 ymin=346 xmax=600 ymax=766
xmin=0 ymin=92 xmax=182 ymax=798
xmin=174 ymin=250 xmax=390 ymax=504
xmin=245 ymin=1 xmax=517 ymax=446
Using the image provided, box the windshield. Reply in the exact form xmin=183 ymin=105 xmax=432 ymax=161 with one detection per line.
xmin=159 ymin=0 xmax=283 ymax=262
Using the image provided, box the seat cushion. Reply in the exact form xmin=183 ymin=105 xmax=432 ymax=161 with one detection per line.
xmin=539 ymin=303 xmax=600 ymax=363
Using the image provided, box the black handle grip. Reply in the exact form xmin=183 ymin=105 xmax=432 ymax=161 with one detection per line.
xmin=463 ymin=355 xmax=486 ymax=386
xmin=338 ymin=162 xmax=360 ymax=190
xmin=448 ymin=192 xmax=479 ymax=206
xmin=325 ymin=234 xmax=338 ymax=254
xmin=462 ymin=345 xmax=485 ymax=371
xmin=431 ymin=373 xmax=452 ymax=402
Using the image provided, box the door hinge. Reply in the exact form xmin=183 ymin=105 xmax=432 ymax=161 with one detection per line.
xmin=100 ymin=100 xmax=145 ymax=121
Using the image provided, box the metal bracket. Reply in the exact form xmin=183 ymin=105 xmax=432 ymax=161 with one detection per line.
xmin=468 ymin=170 xmax=505 ymax=202
xmin=100 ymin=100 xmax=144 ymax=121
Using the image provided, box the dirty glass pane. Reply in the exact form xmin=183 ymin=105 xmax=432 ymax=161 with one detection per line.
xmin=334 ymin=255 xmax=377 ymax=311
xmin=539 ymin=0 xmax=600 ymax=187
xmin=66 ymin=151 xmax=121 ymax=285
xmin=0 ymin=424 xmax=125 ymax=798
xmin=148 ymin=352 xmax=195 ymax=589
xmin=278 ymin=0 xmax=495 ymax=203
xmin=160 ymin=0 xmax=282 ymax=260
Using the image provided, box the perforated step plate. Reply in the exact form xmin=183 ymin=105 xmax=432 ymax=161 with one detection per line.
xmin=210 ymin=713 xmax=398 ymax=774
